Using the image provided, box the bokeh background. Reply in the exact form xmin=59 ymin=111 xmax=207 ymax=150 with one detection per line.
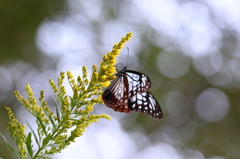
xmin=1 ymin=0 xmax=240 ymax=158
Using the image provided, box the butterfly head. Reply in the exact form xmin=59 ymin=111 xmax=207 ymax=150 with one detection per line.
xmin=114 ymin=64 xmax=127 ymax=76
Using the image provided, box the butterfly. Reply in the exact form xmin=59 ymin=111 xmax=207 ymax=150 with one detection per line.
xmin=102 ymin=66 xmax=162 ymax=120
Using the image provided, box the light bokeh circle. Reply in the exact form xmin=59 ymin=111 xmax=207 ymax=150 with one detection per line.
xmin=196 ymin=88 xmax=229 ymax=122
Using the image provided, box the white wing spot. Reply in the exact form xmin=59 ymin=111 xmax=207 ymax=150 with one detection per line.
xmin=132 ymin=103 xmax=136 ymax=108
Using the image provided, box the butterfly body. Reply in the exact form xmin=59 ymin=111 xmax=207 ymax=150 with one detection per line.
xmin=102 ymin=66 xmax=162 ymax=120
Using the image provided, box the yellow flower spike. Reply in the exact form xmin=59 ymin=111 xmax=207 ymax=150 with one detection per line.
xmin=86 ymin=93 xmax=93 ymax=99
xmin=54 ymin=116 xmax=59 ymax=121
xmin=6 ymin=107 xmax=27 ymax=159
xmin=77 ymin=76 xmax=84 ymax=91
xmin=70 ymin=79 xmax=75 ymax=86
xmin=25 ymin=84 xmax=38 ymax=105
xmin=49 ymin=111 xmax=54 ymax=116
xmin=81 ymin=85 xmax=86 ymax=92
xmin=77 ymin=76 xmax=82 ymax=84
xmin=73 ymin=84 xmax=80 ymax=93
xmin=99 ymin=32 xmax=132 ymax=84
xmin=101 ymin=65 xmax=106 ymax=72
xmin=39 ymin=90 xmax=45 ymax=101
xmin=95 ymin=95 xmax=104 ymax=103
xmin=67 ymin=71 xmax=74 ymax=79
xmin=66 ymin=120 xmax=72 ymax=128
xmin=82 ymin=66 xmax=88 ymax=77
xmin=39 ymin=112 xmax=45 ymax=118
xmin=107 ymin=51 xmax=111 ymax=56
xmin=101 ymin=81 xmax=110 ymax=87
xmin=101 ymin=75 xmax=107 ymax=81
xmin=112 ymin=44 xmax=117 ymax=49
xmin=84 ymin=104 xmax=94 ymax=114
xmin=109 ymin=59 xmax=117 ymax=64
xmin=91 ymin=90 xmax=99 ymax=96
xmin=14 ymin=91 xmax=23 ymax=102
xmin=43 ymin=105 xmax=50 ymax=112
xmin=103 ymin=55 xmax=108 ymax=61
xmin=37 ymin=106 xmax=43 ymax=113
xmin=49 ymin=79 xmax=58 ymax=93
xmin=60 ymin=86 xmax=67 ymax=95
xmin=91 ymin=65 xmax=98 ymax=81
xmin=93 ymin=72 xmax=98 ymax=81
xmin=60 ymin=71 xmax=65 ymax=77
xmin=103 ymin=70 xmax=109 ymax=76
xmin=110 ymin=50 xmax=118 ymax=57
xmin=42 ymin=101 xmax=47 ymax=107
xmin=25 ymin=84 xmax=33 ymax=95
xmin=108 ymin=54 xmax=114 ymax=60
xmin=63 ymin=96 xmax=70 ymax=106
xmin=108 ymin=66 xmax=116 ymax=74
xmin=58 ymin=71 xmax=65 ymax=87
xmin=2 ymin=33 xmax=134 ymax=158
xmin=84 ymin=78 xmax=89 ymax=85
xmin=92 ymin=64 xmax=97 ymax=70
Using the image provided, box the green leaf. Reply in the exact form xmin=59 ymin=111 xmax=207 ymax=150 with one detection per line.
xmin=0 ymin=133 xmax=15 ymax=153
xmin=0 ymin=133 xmax=20 ymax=159
xmin=73 ymin=112 xmax=87 ymax=115
xmin=70 ymin=96 xmax=77 ymax=109
xmin=70 ymin=119 xmax=78 ymax=121
xmin=55 ymin=103 xmax=61 ymax=121
xmin=38 ymin=154 xmax=52 ymax=158
xmin=26 ymin=132 xmax=33 ymax=157
xmin=26 ymin=121 xmax=39 ymax=146
xmin=47 ymin=144 xmax=59 ymax=147
xmin=37 ymin=117 xmax=47 ymax=136
xmin=42 ymin=134 xmax=51 ymax=146
xmin=47 ymin=114 xmax=56 ymax=132
xmin=59 ymin=96 xmax=64 ymax=104
xmin=70 ymin=96 xmax=74 ymax=108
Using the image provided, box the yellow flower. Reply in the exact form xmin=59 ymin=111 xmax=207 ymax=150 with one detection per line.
xmin=3 ymin=32 xmax=132 ymax=158
xmin=99 ymin=32 xmax=133 ymax=87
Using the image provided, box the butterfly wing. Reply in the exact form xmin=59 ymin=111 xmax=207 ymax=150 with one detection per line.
xmin=102 ymin=67 xmax=162 ymax=120
xmin=102 ymin=74 xmax=131 ymax=113
xmin=128 ymin=91 xmax=163 ymax=120
xmin=125 ymin=70 xmax=151 ymax=98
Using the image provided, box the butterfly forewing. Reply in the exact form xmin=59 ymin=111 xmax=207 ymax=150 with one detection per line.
xmin=102 ymin=71 xmax=130 ymax=113
xmin=128 ymin=91 xmax=162 ymax=120
xmin=126 ymin=70 xmax=151 ymax=98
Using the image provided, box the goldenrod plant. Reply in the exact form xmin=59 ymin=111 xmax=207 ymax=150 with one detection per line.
xmin=0 ymin=32 xmax=133 ymax=159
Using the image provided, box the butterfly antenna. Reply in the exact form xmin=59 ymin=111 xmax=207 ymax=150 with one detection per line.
xmin=127 ymin=47 xmax=130 ymax=68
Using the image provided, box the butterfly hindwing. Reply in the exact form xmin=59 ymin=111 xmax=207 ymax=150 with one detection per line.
xmin=128 ymin=91 xmax=162 ymax=120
